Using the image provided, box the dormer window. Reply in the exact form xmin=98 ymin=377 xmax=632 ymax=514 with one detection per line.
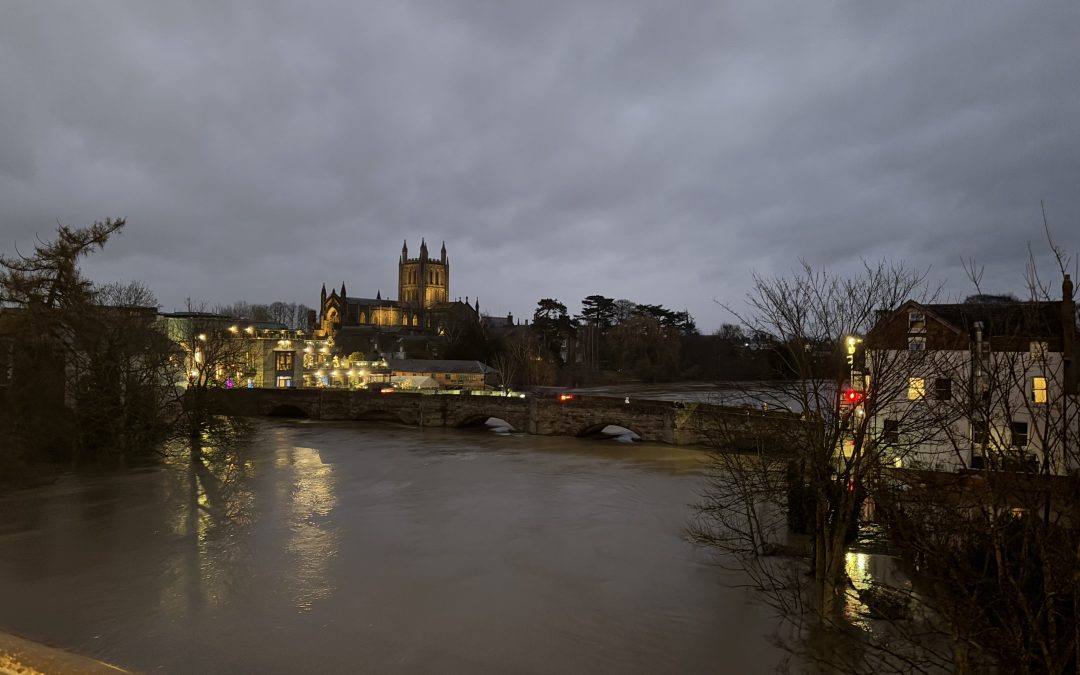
xmin=1030 ymin=341 xmax=1048 ymax=359
xmin=908 ymin=311 xmax=926 ymax=333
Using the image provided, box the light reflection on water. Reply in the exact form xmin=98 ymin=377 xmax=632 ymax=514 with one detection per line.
xmin=0 ymin=420 xmax=783 ymax=674
xmin=843 ymin=550 xmax=911 ymax=633
xmin=278 ymin=445 xmax=338 ymax=612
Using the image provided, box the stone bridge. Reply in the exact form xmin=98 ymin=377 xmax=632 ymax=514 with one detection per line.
xmin=203 ymin=388 xmax=803 ymax=450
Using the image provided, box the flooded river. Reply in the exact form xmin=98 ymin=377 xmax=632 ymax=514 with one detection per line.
xmin=0 ymin=420 xmax=786 ymax=674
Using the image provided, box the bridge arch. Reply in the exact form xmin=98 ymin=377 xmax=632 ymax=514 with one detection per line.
xmin=266 ymin=404 xmax=309 ymax=418
xmin=453 ymin=413 xmax=520 ymax=431
xmin=576 ymin=421 xmax=645 ymax=441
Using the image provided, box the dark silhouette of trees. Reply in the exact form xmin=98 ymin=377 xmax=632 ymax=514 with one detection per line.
xmin=0 ymin=219 xmax=175 ymax=473
xmin=578 ymin=294 xmax=617 ymax=330
xmin=531 ymin=298 xmax=576 ymax=365
xmin=214 ymin=300 xmax=312 ymax=330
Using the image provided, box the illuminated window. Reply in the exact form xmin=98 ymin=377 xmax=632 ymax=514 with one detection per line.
xmin=275 ymin=376 xmax=292 ymax=388
xmin=1032 ymin=377 xmax=1047 ymax=404
xmin=907 ymin=377 xmax=925 ymax=400
xmin=275 ymin=352 xmax=294 ymax=371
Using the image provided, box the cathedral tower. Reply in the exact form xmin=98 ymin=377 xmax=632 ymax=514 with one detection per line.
xmin=398 ymin=238 xmax=449 ymax=310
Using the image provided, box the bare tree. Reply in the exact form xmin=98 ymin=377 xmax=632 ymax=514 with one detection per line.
xmin=865 ymin=236 xmax=1080 ymax=674
xmin=167 ymin=300 xmax=256 ymax=459
xmin=694 ymin=238 xmax=1080 ymax=673
xmin=489 ymin=351 xmax=518 ymax=390
xmin=690 ymin=260 xmax=941 ymax=669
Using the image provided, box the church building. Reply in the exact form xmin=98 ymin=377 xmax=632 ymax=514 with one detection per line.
xmin=313 ymin=239 xmax=479 ymax=338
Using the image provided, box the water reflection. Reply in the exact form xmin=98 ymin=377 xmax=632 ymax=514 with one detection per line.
xmin=159 ymin=439 xmax=258 ymax=615
xmin=274 ymin=444 xmax=338 ymax=611
xmin=843 ymin=550 xmax=911 ymax=631
xmin=154 ymin=431 xmax=340 ymax=617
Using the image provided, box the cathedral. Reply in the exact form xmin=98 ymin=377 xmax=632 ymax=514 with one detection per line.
xmin=313 ymin=239 xmax=479 ymax=338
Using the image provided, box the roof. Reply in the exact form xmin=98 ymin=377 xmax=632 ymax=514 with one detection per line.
xmin=391 ymin=375 xmax=440 ymax=389
xmin=388 ymin=358 xmax=497 ymax=374
xmin=344 ymin=296 xmax=400 ymax=307
xmin=874 ymin=299 xmax=1072 ymax=339
xmin=924 ymin=300 xmax=1066 ymax=337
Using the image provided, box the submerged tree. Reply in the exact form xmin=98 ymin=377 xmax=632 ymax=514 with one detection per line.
xmin=166 ymin=299 xmax=256 ymax=458
xmin=864 ymin=242 xmax=1080 ymax=674
xmin=690 ymin=260 xmax=942 ymax=667
xmin=0 ymin=219 xmax=174 ymax=468
xmin=694 ymin=240 xmax=1080 ymax=672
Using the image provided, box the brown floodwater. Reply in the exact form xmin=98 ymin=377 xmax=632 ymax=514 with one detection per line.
xmin=0 ymin=419 xmax=787 ymax=674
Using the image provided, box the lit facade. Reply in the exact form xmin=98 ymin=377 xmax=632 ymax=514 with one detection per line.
xmin=314 ymin=239 xmax=478 ymax=337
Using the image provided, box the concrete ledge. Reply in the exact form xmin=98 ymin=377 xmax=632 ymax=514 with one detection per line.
xmin=0 ymin=631 xmax=129 ymax=675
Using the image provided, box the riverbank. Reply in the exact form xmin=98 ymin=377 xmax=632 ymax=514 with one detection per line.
xmin=1 ymin=630 xmax=129 ymax=674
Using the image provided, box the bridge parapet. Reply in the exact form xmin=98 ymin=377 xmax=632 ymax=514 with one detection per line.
xmin=202 ymin=389 xmax=802 ymax=450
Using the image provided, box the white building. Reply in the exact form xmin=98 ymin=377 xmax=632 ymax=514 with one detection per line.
xmin=864 ymin=276 xmax=1078 ymax=475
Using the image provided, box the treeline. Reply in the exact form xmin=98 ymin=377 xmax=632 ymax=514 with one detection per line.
xmin=213 ymin=300 xmax=312 ymax=330
xmin=436 ymin=292 xmax=834 ymax=386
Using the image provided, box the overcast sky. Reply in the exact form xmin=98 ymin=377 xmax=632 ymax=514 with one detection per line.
xmin=2 ymin=2 xmax=1078 ymax=331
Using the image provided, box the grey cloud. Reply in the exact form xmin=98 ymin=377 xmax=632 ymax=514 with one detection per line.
xmin=2 ymin=2 xmax=1078 ymax=328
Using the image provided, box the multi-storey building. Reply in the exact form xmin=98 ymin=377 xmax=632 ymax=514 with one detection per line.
xmin=865 ymin=275 xmax=1077 ymax=474
xmin=159 ymin=312 xmax=306 ymax=389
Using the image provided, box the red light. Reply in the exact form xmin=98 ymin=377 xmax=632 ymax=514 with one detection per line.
xmin=844 ymin=389 xmax=863 ymax=404
xmin=559 ymin=394 xmax=574 ymax=402
xmin=380 ymin=387 xmax=395 ymax=394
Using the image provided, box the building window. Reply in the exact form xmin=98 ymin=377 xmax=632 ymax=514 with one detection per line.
xmin=934 ymin=378 xmax=952 ymax=400
xmin=275 ymin=351 xmax=294 ymax=371
xmin=971 ymin=420 xmax=990 ymax=447
xmin=882 ymin=419 xmax=899 ymax=445
xmin=908 ymin=311 xmax=925 ymax=333
xmin=908 ymin=336 xmax=926 ymax=351
xmin=276 ymin=376 xmax=292 ymax=388
xmin=1010 ymin=421 xmax=1029 ymax=448
xmin=1032 ymin=377 xmax=1047 ymax=404
xmin=907 ymin=377 xmax=925 ymax=400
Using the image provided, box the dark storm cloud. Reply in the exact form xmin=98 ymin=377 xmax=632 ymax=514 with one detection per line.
xmin=1 ymin=2 xmax=1077 ymax=328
